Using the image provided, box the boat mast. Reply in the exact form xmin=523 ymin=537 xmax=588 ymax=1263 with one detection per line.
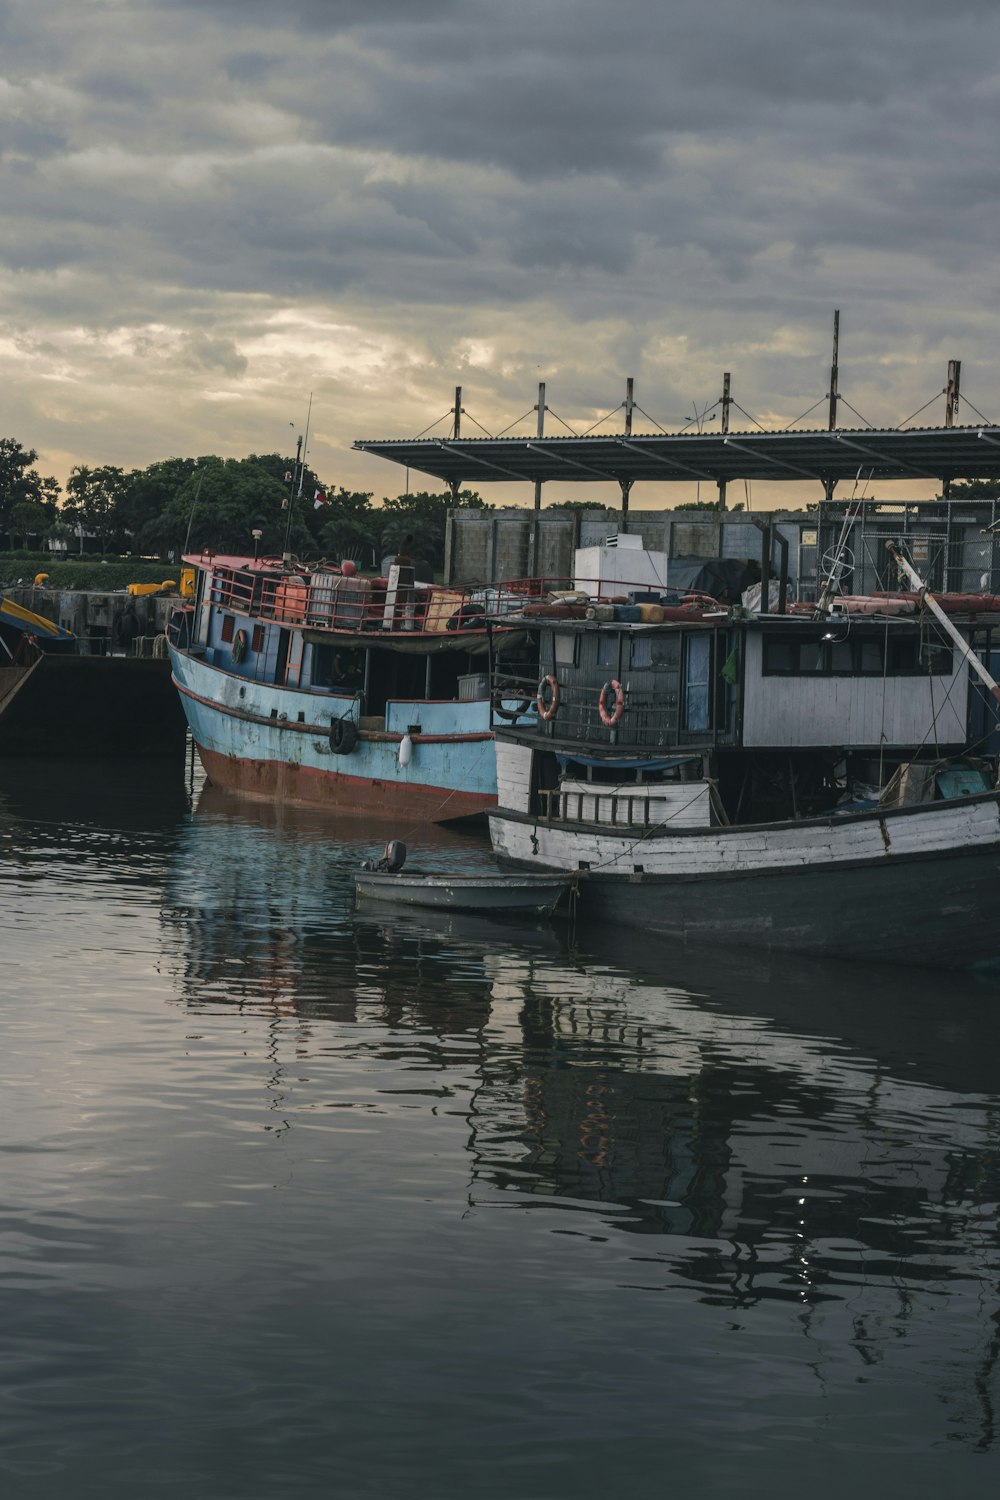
xmin=886 ymin=542 xmax=1000 ymax=706
xmin=815 ymin=495 xmax=862 ymax=619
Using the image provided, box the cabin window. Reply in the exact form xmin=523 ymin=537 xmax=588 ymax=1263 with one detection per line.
xmin=596 ymin=634 xmax=618 ymax=670
xmin=890 ymin=638 xmax=952 ymax=675
xmin=858 ymin=640 xmax=884 ymax=674
xmin=828 ymin=639 xmax=853 ymax=673
xmin=922 ymin=643 xmax=952 ymax=675
xmin=652 ymin=635 xmax=680 ymax=668
xmin=798 ymin=639 xmax=824 ymax=673
xmin=762 ymin=637 xmax=796 ymax=674
xmin=763 ymin=631 xmax=952 ymax=677
xmin=220 ymin=614 xmax=235 ymax=644
xmin=683 ymin=634 xmax=711 ymax=732
xmin=630 ymin=634 xmax=653 ymax=669
xmin=311 ymin=643 xmax=338 ymax=687
xmin=251 ymin=624 xmax=265 ymax=654
xmin=554 ymin=633 xmax=578 ymax=667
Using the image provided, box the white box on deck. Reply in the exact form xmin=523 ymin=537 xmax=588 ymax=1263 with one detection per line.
xmin=573 ymin=537 xmax=668 ymax=593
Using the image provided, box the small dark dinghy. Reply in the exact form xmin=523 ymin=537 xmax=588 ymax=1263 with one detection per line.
xmin=355 ymin=840 xmax=574 ymax=917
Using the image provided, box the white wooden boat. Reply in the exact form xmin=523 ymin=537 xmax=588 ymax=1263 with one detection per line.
xmin=354 ymin=868 xmax=574 ymax=916
xmin=484 ymin=545 xmax=1000 ymax=968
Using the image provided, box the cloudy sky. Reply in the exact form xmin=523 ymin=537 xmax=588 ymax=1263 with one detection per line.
xmin=2 ymin=0 xmax=999 ymax=508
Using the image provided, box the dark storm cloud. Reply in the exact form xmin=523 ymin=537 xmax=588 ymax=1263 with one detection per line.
xmin=2 ymin=0 xmax=1000 ymax=490
xmin=165 ymin=0 xmax=460 ymax=26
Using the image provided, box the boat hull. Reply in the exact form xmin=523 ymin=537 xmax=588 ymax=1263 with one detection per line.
xmin=355 ymin=871 xmax=572 ymax=915
xmin=0 ymin=654 xmax=186 ymax=758
xmin=490 ymin=794 xmax=1000 ymax=967
xmin=170 ymin=645 xmax=497 ymax=820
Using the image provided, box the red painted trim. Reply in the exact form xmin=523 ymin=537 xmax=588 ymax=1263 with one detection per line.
xmin=196 ymin=744 xmax=495 ymax=818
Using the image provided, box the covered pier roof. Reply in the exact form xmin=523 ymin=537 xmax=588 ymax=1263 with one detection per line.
xmin=353 ymin=425 xmax=1000 ymax=488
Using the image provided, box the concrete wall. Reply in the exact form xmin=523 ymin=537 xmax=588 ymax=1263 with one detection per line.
xmin=445 ymin=507 xmax=818 ymax=593
xmin=6 ymin=587 xmax=179 ymax=655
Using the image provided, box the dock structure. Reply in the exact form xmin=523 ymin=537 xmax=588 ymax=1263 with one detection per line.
xmin=355 ymin=323 xmax=994 ymax=513
xmin=355 ymin=346 xmax=1000 ymax=594
xmin=354 ymin=424 xmax=1000 ymax=510
xmin=355 ymin=416 xmax=1000 ymax=595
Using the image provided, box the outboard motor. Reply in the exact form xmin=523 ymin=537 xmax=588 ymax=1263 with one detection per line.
xmin=383 ymin=840 xmax=407 ymax=873
xmin=362 ymin=839 xmax=407 ymax=874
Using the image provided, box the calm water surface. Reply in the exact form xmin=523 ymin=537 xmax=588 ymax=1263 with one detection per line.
xmin=2 ymin=755 xmax=1000 ymax=1498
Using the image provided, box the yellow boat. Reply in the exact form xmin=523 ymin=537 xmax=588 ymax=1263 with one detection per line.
xmin=0 ymin=595 xmax=75 ymax=645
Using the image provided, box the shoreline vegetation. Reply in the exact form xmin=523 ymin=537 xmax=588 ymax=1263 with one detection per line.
xmin=5 ymin=436 xmax=998 ymax=588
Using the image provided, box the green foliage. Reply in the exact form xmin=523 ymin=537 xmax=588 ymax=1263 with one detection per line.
xmin=63 ymin=464 xmax=130 ymax=550
xmin=124 ymin=457 xmax=199 ymax=550
xmin=315 ymin=489 xmax=378 ymax=566
xmin=8 ymin=500 xmax=51 ymax=548
xmin=537 ymin=501 xmax=615 ymax=514
xmin=939 ymin=479 xmax=1000 ymax=501
xmin=2 ymin=434 xmax=491 ymax=568
xmin=0 ymin=554 xmax=177 ymax=589
xmin=145 ymin=454 xmax=290 ymax=554
xmin=379 ymin=489 xmax=487 ymax=572
xmin=0 ymin=439 xmax=60 ymax=545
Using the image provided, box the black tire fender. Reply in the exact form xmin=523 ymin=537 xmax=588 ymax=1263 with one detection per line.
xmin=329 ymin=716 xmax=358 ymax=755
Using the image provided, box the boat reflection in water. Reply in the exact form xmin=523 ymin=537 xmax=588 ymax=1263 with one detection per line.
xmin=163 ymin=783 xmax=514 ymax=1028
xmin=161 ymin=786 xmax=1000 ymax=1454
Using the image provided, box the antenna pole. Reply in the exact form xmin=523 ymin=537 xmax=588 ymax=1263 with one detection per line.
xmin=533 ymin=381 xmax=546 ymax=511
xmin=297 ymin=392 xmax=313 ymax=497
xmin=943 ymin=358 xmax=961 ymax=498
xmin=945 ymin=359 xmax=961 ymax=427
xmin=718 ymin=371 xmax=731 ymax=511
xmin=828 ymin=310 xmax=840 ymax=431
xmin=283 ymin=433 xmax=302 ymax=558
xmin=182 ymin=471 xmax=205 ymax=556
xmin=824 ymin=310 xmax=840 ymax=502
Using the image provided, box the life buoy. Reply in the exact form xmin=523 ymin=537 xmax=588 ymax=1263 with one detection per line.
xmin=232 ymin=628 xmax=248 ymax=664
xmin=536 ymin=674 xmax=560 ymax=721
xmin=598 ymin=679 xmax=625 ymax=727
xmin=492 ymin=681 xmax=532 ymax=722
xmin=329 ymin=717 xmax=358 ymax=755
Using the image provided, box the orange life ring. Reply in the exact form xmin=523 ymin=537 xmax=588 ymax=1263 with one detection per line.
xmin=536 ymin=674 xmax=560 ymax=721
xmin=598 ymin=679 xmax=625 ymax=727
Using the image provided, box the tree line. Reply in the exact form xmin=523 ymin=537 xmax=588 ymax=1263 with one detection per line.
xmin=0 ymin=437 xmax=489 ymax=573
xmin=9 ymin=435 xmax=997 ymax=568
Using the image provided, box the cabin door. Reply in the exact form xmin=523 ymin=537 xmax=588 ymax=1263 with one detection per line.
xmin=285 ymin=630 xmax=304 ymax=688
xmin=683 ymin=634 xmax=712 ymax=733
xmin=274 ymin=628 xmax=291 ymax=685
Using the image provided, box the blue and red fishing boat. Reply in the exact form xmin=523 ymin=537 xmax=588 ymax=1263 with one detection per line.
xmin=167 ymin=552 xmax=534 ymax=819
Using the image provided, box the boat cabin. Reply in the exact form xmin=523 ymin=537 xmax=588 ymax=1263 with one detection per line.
xmin=491 ymin=614 xmax=985 ymax=826
xmin=177 ymin=554 xmax=518 ymax=721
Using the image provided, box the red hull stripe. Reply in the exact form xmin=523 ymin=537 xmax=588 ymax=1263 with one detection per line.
xmin=196 ymin=744 xmax=496 ymax=819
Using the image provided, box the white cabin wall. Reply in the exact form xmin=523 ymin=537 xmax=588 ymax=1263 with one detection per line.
xmin=495 ymin=737 xmax=533 ymax=814
xmin=741 ymin=633 xmax=967 ymax=747
xmin=556 ymin=780 xmax=713 ymax=828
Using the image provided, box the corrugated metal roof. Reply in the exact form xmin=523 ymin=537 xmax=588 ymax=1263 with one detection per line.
xmin=353 ymin=425 xmax=1000 ymax=487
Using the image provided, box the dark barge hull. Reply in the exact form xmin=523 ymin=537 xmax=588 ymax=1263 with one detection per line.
xmin=0 ymin=655 xmax=187 ymax=758
xmin=540 ymin=843 xmax=1000 ymax=968
xmin=491 ymin=789 xmax=1000 ymax=968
